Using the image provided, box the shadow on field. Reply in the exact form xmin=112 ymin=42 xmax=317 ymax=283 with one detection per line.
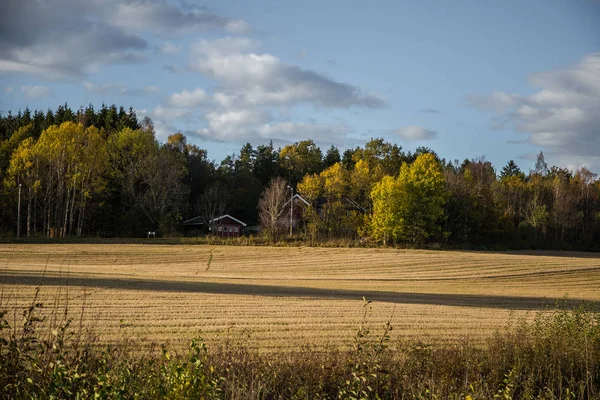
xmin=1 ymin=272 xmax=594 ymax=311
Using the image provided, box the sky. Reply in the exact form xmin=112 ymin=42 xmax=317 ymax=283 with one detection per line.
xmin=1 ymin=0 xmax=599 ymax=172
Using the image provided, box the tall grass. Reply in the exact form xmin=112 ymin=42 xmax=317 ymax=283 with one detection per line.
xmin=1 ymin=293 xmax=599 ymax=399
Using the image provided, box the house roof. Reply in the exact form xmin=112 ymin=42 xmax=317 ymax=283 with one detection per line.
xmin=311 ymin=196 xmax=367 ymax=213
xmin=343 ymin=197 xmax=367 ymax=213
xmin=210 ymin=214 xmax=247 ymax=227
xmin=283 ymin=193 xmax=310 ymax=208
xmin=182 ymin=216 xmax=204 ymax=225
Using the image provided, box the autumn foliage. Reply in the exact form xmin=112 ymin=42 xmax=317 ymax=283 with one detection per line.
xmin=1 ymin=104 xmax=599 ymax=249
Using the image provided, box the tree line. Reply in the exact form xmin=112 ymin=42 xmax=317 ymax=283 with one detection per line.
xmin=1 ymin=104 xmax=599 ymax=249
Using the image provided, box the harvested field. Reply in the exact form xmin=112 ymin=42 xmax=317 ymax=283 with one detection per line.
xmin=1 ymin=244 xmax=598 ymax=351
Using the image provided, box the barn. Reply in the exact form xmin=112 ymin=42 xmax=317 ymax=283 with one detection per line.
xmin=181 ymin=216 xmax=208 ymax=236
xmin=281 ymin=194 xmax=310 ymax=231
xmin=210 ymin=214 xmax=247 ymax=237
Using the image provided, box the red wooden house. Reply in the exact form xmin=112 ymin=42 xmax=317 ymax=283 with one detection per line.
xmin=210 ymin=214 xmax=247 ymax=237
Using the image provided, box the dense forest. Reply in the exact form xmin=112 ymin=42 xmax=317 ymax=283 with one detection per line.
xmin=1 ymin=104 xmax=599 ymax=250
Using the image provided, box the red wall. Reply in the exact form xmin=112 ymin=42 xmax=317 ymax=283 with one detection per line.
xmin=213 ymin=217 xmax=244 ymax=237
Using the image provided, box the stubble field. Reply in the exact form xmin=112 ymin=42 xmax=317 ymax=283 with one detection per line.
xmin=1 ymin=244 xmax=598 ymax=351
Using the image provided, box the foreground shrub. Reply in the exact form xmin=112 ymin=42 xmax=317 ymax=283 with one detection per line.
xmin=1 ymin=297 xmax=598 ymax=399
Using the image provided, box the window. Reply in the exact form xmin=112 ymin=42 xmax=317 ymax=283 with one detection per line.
xmin=234 ymin=227 xmax=239 ymax=233
xmin=218 ymin=226 xmax=222 ymax=232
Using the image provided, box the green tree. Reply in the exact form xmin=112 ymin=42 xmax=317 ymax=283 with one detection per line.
xmin=349 ymin=159 xmax=382 ymax=211
xmin=5 ymin=137 xmax=40 ymax=236
xmin=352 ymin=138 xmax=404 ymax=176
xmin=462 ymin=159 xmax=499 ymax=242
xmin=13 ymin=122 xmax=110 ymax=237
xmin=109 ymin=128 xmax=188 ymax=234
xmin=253 ymin=142 xmax=278 ymax=185
xmin=500 ymin=160 xmax=524 ymax=179
xmin=398 ymin=153 xmax=447 ymax=243
xmin=279 ymin=140 xmax=323 ymax=186
xmin=368 ymin=175 xmax=400 ymax=245
xmin=498 ymin=169 xmax=527 ymax=232
xmin=368 ymin=153 xmax=446 ymax=244
xmin=297 ymin=173 xmax=323 ymax=203
xmin=297 ymin=162 xmax=365 ymax=239
xmin=0 ymin=124 xmax=35 ymax=177
xmin=235 ymin=143 xmax=256 ymax=174
xmin=322 ymin=145 xmax=341 ymax=169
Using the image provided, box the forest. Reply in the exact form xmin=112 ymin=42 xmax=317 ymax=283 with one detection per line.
xmin=1 ymin=103 xmax=599 ymax=250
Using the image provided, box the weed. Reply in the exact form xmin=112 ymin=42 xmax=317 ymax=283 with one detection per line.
xmin=1 ymin=288 xmax=598 ymax=399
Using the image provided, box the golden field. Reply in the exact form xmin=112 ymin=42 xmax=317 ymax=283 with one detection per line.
xmin=1 ymin=244 xmax=598 ymax=351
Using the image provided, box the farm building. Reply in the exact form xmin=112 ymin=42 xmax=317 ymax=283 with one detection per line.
xmin=182 ymin=216 xmax=206 ymax=235
xmin=210 ymin=214 xmax=247 ymax=237
xmin=312 ymin=196 xmax=367 ymax=215
xmin=281 ymin=194 xmax=311 ymax=230
xmin=276 ymin=194 xmax=366 ymax=233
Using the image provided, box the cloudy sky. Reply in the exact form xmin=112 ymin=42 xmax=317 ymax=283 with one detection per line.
xmin=1 ymin=0 xmax=599 ymax=171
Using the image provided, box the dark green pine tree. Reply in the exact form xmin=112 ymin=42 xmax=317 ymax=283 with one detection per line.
xmin=322 ymin=145 xmax=341 ymax=169
xmin=500 ymin=160 xmax=523 ymax=179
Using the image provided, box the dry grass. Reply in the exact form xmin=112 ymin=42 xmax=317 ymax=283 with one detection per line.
xmin=1 ymin=244 xmax=598 ymax=351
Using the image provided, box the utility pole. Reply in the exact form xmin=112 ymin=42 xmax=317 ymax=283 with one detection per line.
xmin=287 ymin=185 xmax=293 ymax=237
xmin=17 ymin=183 xmax=22 ymax=240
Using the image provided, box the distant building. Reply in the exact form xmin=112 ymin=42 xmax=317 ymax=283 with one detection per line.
xmin=182 ymin=216 xmax=204 ymax=228
xmin=284 ymin=193 xmax=311 ymax=208
xmin=277 ymin=194 xmax=366 ymax=232
xmin=182 ymin=216 xmax=206 ymax=235
xmin=281 ymin=194 xmax=310 ymax=230
xmin=210 ymin=214 xmax=247 ymax=237
xmin=312 ymin=196 xmax=367 ymax=216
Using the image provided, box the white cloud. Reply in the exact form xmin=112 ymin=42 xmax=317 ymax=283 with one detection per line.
xmin=0 ymin=60 xmax=69 ymax=80
xmin=167 ymin=88 xmax=210 ymax=108
xmin=151 ymin=37 xmax=383 ymax=146
xmin=195 ymin=108 xmax=272 ymax=140
xmin=135 ymin=108 xmax=179 ymax=140
xmin=21 ymin=85 xmax=52 ymax=99
xmin=152 ymin=119 xmax=180 ymax=141
xmin=257 ymin=121 xmax=349 ymax=143
xmin=466 ymin=91 xmax=522 ymax=113
xmin=5 ymin=86 xmax=14 ymax=93
xmin=84 ymin=81 xmax=121 ymax=93
xmin=193 ymin=110 xmax=349 ymax=145
xmin=467 ymin=53 xmax=600 ymax=170
xmin=108 ymin=1 xmax=249 ymax=34
xmin=152 ymin=105 xmax=192 ymax=120
xmin=0 ymin=0 xmax=148 ymax=79
xmin=213 ymin=92 xmax=238 ymax=108
xmin=189 ymin=37 xmax=386 ymax=109
xmin=0 ymin=0 xmax=248 ymax=78
xmin=395 ymin=126 xmax=438 ymax=141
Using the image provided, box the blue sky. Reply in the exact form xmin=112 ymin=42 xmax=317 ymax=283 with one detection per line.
xmin=1 ymin=0 xmax=599 ymax=171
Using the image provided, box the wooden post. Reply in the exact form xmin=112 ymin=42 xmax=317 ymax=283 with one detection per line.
xmin=289 ymin=186 xmax=293 ymax=237
xmin=17 ymin=183 xmax=22 ymax=240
